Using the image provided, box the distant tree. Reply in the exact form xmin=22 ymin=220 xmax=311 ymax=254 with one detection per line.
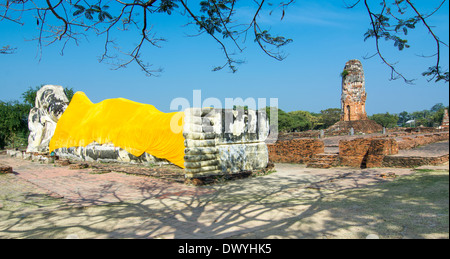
xmin=264 ymin=108 xmax=322 ymax=132
xmin=369 ymin=112 xmax=399 ymax=128
xmin=402 ymin=104 xmax=449 ymax=127
xmin=265 ymin=107 xmax=287 ymax=132
xmin=21 ymin=86 xmax=42 ymax=107
xmin=64 ymin=88 xmax=75 ymax=102
xmin=429 ymin=103 xmax=449 ymax=126
xmin=411 ymin=110 xmax=433 ymax=127
xmin=0 ymin=85 xmax=75 ymax=149
xmin=432 ymin=108 xmax=446 ymax=127
xmin=22 ymin=85 xmax=76 ymax=107
xmin=0 ymin=102 xmax=8 ymax=149
xmin=277 ymin=109 xmax=295 ymax=133
xmin=287 ymin=110 xmax=314 ymax=132
xmin=398 ymin=111 xmax=411 ymax=126
xmin=319 ymin=108 xmax=341 ymax=129
xmin=0 ymin=101 xmax=30 ymax=149
xmin=430 ymin=103 xmax=445 ymax=113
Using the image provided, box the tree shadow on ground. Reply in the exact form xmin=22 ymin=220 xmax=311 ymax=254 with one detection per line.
xmin=0 ymin=169 xmax=448 ymax=239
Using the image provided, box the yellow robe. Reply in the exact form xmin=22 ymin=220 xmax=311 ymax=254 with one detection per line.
xmin=49 ymin=92 xmax=185 ymax=168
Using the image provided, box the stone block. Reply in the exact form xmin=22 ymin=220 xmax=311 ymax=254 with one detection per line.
xmin=27 ymin=85 xmax=69 ymax=153
xmin=0 ymin=164 xmax=13 ymax=174
xmin=183 ymin=107 xmax=269 ymax=178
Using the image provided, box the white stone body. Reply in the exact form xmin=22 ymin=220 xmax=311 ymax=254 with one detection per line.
xmin=183 ymin=107 xmax=270 ymax=177
xmin=26 ymin=85 xmax=69 ymax=153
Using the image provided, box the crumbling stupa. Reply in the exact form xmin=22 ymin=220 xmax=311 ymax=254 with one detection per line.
xmin=327 ymin=59 xmax=382 ymax=134
xmin=340 ymin=60 xmax=368 ymax=121
xmin=442 ymin=108 xmax=449 ymax=129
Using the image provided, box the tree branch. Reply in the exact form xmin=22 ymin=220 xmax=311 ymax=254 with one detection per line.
xmin=363 ymin=0 xmax=413 ymax=83
xmin=45 ymin=0 xmax=68 ymax=40
xmin=405 ymin=0 xmax=447 ymax=82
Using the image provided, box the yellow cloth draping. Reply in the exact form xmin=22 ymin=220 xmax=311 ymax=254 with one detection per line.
xmin=49 ymin=92 xmax=185 ymax=168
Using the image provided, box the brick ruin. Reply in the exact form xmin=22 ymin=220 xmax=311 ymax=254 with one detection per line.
xmin=442 ymin=109 xmax=449 ymax=129
xmin=268 ymin=131 xmax=448 ymax=168
xmin=326 ymin=120 xmax=383 ymax=135
xmin=327 ymin=59 xmax=382 ymax=134
xmin=266 ymin=59 xmax=448 ymax=169
xmin=338 ymin=137 xmax=398 ymax=168
xmin=267 ymin=139 xmax=324 ymax=164
xmin=340 ymin=59 xmax=368 ymax=121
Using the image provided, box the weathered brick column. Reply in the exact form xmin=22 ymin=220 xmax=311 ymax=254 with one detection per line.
xmin=340 ymin=60 xmax=368 ymax=122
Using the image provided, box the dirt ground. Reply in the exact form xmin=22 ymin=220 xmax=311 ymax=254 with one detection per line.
xmin=0 ymin=155 xmax=448 ymax=239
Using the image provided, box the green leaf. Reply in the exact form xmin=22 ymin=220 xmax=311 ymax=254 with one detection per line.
xmin=91 ymin=5 xmax=101 ymax=12
xmin=73 ymin=9 xmax=84 ymax=16
xmin=74 ymin=4 xmax=85 ymax=11
xmin=103 ymin=12 xmax=113 ymax=20
xmin=98 ymin=12 xmax=104 ymax=22
xmin=85 ymin=11 xmax=93 ymax=20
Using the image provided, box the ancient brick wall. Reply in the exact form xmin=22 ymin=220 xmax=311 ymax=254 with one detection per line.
xmin=365 ymin=138 xmax=399 ymax=168
xmin=338 ymin=137 xmax=398 ymax=168
xmin=338 ymin=138 xmax=371 ymax=167
xmin=338 ymin=133 xmax=448 ymax=168
xmin=382 ymin=154 xmax=449 ymax=168
xmin=277 ymin=131 xmax=321 ymax=141
xmin=268 ymin=139 xmax=324 ymax=164
xmin=397 ymin=132 xmax=449 ymax=150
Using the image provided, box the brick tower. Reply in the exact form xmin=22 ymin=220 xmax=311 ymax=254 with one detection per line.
xmin=442 ymin=109 xmax=449 ymax=129
xmin=326 ymin=59 xmax=382 ymax=134
xmin=340 ymin=59 xmax=368 ymax=121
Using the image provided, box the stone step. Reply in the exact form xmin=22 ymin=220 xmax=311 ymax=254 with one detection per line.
xmin=308 ymin=159 xmax=336 ymax=164
xmin=308 ymin=154 xmax=338 ymax=162
xmin=312 ymin=153 xmax=338 ymax=159
xmin=306 ymin=162 xmax=333 ymax=169
xmin=306 ymin=153 xmax=339 ymax=168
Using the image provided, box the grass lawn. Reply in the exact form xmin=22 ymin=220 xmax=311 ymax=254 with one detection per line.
xmin=315 ymin=169 xmax=449 ymax=239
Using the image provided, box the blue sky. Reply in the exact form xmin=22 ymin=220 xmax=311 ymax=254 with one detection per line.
xmin=1 ymin=0 xmax=449 ymax=115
